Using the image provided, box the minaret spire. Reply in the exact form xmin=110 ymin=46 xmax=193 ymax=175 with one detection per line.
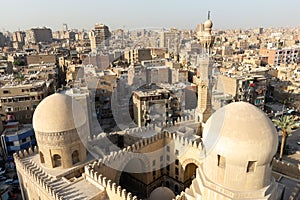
xmin=195 ymin=13 xmax=215 ymax=124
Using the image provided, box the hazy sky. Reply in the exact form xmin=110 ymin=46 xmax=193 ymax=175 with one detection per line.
xmin=1 ymin=0 xmax=299 ymax=31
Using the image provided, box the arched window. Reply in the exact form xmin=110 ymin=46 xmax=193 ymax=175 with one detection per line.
xmin=166 ymin=181 xmax=170 ymax=187
xmin=53 ymin=154 xmax=62 ymax=167
xmin=72 ymin=150 xmax=80 ymax=165
xmin=175 ymin=184 xmax=179 ymax=193
xmin=40 ymin=152 xmax=45 ymax=163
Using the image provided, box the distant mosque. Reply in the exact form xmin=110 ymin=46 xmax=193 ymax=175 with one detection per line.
xmin=14 ymin=15 xmax=293 ymax=200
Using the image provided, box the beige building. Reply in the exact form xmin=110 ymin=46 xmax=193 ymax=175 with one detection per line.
xmin=124 ymin=49 xmax=152 ymax=64
xmin=26 ymin=54 xmax=56 ymax=65
xmin=0 ymin=80 xmax=48 ymax=123
xmin=89 ymin=24 xmax=111 ymax=50
xmin=217 ymin=74 xmax=267 ymax=109
xmin=133 ymin=85 xmax=181 ymax=127
xmin=25 ymin=27 xmax=53 ymax=44
xmin=160 ymin=29 xmax=180 ymax=52
xmin=12 ymin=31 xmax=25 ymax=49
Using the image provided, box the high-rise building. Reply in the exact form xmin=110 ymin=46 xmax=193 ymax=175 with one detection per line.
xmin=160 ymin=28 xmax=180 ymax=52
xmin=12 ymin=31 xmax=25 ymax=49
xmin=25 ymin=27 xmax=53 ymax=44
xmin=0 ymin=32 xmax=6 ymax=47
xmin=89 ymin=24 xmax=111 ymax=50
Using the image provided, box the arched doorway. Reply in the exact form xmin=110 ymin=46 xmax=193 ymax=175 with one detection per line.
xmin=72 ymin=150 xmax=80 ymax=165
xmin=119 ymin=158 xmax=148 ymax=199
xmin=183 ymin=163 xmax=198 ymax=188
xmin=53 ymin=154 xmax=62 ymax=168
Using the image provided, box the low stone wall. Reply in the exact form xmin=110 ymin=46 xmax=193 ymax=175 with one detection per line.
xmin=272 ymin=158 xmax=300 ymax=179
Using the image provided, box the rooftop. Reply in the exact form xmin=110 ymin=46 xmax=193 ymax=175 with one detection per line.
xmin=1 ymin=80 xmax=46 ymax=89
xmin=20 ymin=153 xmax=101 ymax=200
xmin=3 ymin=124 xmax=33 ymax=136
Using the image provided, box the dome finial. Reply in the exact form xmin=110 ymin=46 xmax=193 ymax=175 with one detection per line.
xmin=208 ymin=10 xmax=210 ymax=20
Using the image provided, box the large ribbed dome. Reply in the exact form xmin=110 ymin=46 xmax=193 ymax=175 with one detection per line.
xmin=33 ymin=93 xmax=86 ymax=133
xmin=203 ymin=101 xmax=278 ymax=165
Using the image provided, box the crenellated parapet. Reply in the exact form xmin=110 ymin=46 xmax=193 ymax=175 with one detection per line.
xmin=126 ymin=124 xmax=160 ymax=135
xmin=175 ymin=192 xmax=187 ymax=200
xmin=14 ymin=146 xmax=65 ymax=200
xmin=289 ymin=182 xmax=300 ymax=200
xmin=87 ymin=112 xmax=196 ymax=144
xmin=86 ymin=130 xmax=203 ymax=173
xmin=164 ymin=131 xmax=203 ymax=151
xmin=272 ymin=158 xmax=300 ymax=179
xmin=84 ymin=165 xmax=140 ymax=200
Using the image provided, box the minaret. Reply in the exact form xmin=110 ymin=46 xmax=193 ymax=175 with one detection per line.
xmin=195 ymin=12 xmax=215 ymax=124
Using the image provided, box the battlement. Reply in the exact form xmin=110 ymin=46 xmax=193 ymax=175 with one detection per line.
xmin=13 ymin=147 xmax=65 ymax=200
xmin=289 ymin=182 xmax=300 ymax=200
xmin=175 ymin=192 xmax=187 ymax=200
xmin=87 ymin=130 xmax=203 ymax=170
xmin=84 ymin=165 xmax=139 ymax=200
xmin=272 ymin=158 xmax=300 ymax=179
xmin=88 ymin=112 xmax=195 ymax=142
xmin=126 ymin=124 xmax=160 ymax=135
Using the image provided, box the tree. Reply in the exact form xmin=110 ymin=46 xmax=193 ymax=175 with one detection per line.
xmin=13 ymin=60 xmax=25 ymax=66
xmin=272 ymin=115 xmax=297 ymax=161
xmin=13 ymin=72 xmax=25 ymax=83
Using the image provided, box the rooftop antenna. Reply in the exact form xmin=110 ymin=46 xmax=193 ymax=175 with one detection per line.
xmin=208 ymin=11 xmax=211 ymax=20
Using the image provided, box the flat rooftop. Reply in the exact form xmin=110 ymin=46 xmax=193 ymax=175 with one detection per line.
xmin=20 ymin=153 xmax=102 ymax=200
xmin=1 ymin=80 xmax=45 ymax=89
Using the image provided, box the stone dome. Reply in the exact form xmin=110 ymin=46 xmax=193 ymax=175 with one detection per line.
xmin=33 ymin=93 xmax=86 ymax=133
xmin=202 ymin=102 xmax=278 ymax=191
xmin=204 ymin=19 xmax=213 ymax=29
xmin=149 ymin=187 xmax=175 ymax=200
xmin=203 ymin=102 xmax=277 ymax=165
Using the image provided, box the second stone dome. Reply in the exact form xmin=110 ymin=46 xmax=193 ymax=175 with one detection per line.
xmin=203 ymin=101 xmax=278 ymax=166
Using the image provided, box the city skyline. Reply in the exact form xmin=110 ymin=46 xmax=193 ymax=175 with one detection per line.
xmin=1 ymin=0 xmax=300 ymax=32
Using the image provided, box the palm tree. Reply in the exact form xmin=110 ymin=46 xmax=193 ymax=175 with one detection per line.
xmin=13 ymin=72 xmax=25 ymax=83
xmin=272 ymin=115 xmax=297 ymax=161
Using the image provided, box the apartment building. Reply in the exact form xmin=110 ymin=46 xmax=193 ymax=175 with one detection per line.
xmin=217 ymin=74 xmax=267 ymax=109
xmin=133 ymin=84 xmax=181 ymax=127
xmin=0 ymin=80 xmax=48 ymax=123
xmin=25 ymin=27 xmax=53 ymax=44
xmin=89 ymin=24 xmax=111 ymax=50
xmin=0 ymin=122 xmax=36 ymax=161
xmin=124 ymin=48 xmax=152 ymax=64
xmin=259 ymin=47 xmax=300 ymax=66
